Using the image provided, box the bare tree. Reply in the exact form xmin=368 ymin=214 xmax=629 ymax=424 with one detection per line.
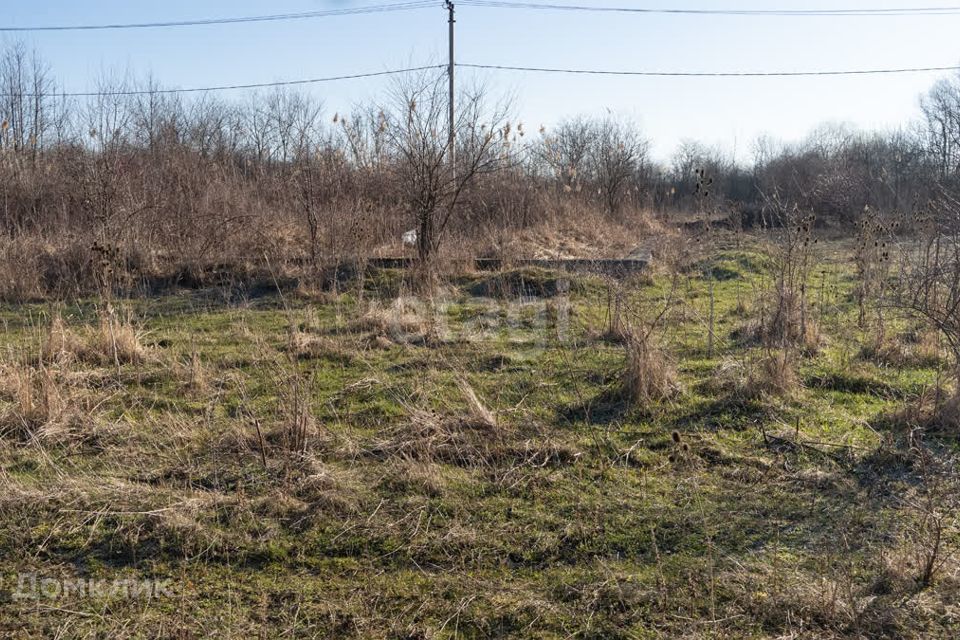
xmin=539 ymin=117 xmax=596 ymax=194
xmin=590 ymin=116 xmax=649 ymax=214
xmin=381 ymin=70 xmax=511 ymax=263
xmin=0 ymin=42 xmax=63 ymax=235
xmin=897 ymin=188 xmax=960 ymax=388
xmin=921 ymin=75 xmax=960 ymax=180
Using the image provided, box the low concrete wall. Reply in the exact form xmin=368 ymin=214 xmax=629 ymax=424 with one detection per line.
xmin=368 ymin=257 xmax=649 ymax=277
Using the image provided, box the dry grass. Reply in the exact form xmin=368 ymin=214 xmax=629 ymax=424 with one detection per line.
xmin=739 ymin=297 xmax=822 ymax=356
xmin=0 ymin=359 xmax=107 ymax=443
xmin=754 ymin=352 xmax=801 ymax=397
xmin=861 ymin=327 xmax=943 ymax=369
xmin=372 ymin=407 xmax=500 ymax=466
xmin=371 ymin=378 xmax=501 ymax=466
xmin=266 ymin=372 xmax=324 ymax=456
xmin=934 ymin=391 xmax=960 ymax=430
xmin=41 ymin=309 xmax=148 ymax=367
xmin=489 ymin=203 xmax=664 ymax=261
xmin=457 ymin=377 xmax=498 ymax=429
xmin=0 ymin=363 xmax=63 ymax=438
xmin=878 ymin=382 xmax=960 ymax=433
xmin=93 ymin=310 xmax=149 ymax=366
xmin=350 ymin=297 xmax=432 ymax=344
xmin=285 ymin=329 xmax=353 ymax=362
xmin=41 ymin=313 xmax=84 ymax=364
xmin=181 ymin=349 xmax=209 ymax=393
xmin=377 ymin=459 xmax=452 ymax=498
xmin=621 ymin=328 xmax=680 ymax=404
xmin=707 ymin=353 xmax=800 ymax=399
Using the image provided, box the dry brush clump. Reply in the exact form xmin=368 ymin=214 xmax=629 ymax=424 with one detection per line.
xmin=860 ymin=324 xmax=943 ymax=369
xmin=611 ymin=277 xmax=683 ymax=405
xmin=177 ymin=348 xmax=209 ymax=394
xmin=854 ymin=206 xmax=897 ymax=342
xmin=705 ymin=353 xmax=799 ymax=400
xmin=92 ymin=310 xmax=149 ymax=367
xmin=284 ymin=325 xmax=355 ymax=363
xmin=894 ymin=189 xmax=960 ymax=424
xmin=485 ymin=199 xmax=664 ymax=262
xmin=0 ymin=356 xmax=110 ymax=444
xmin=42 ymin=308 xmax=148 ymax=368
xmin=373 ymin=407 xmax=499 ymax=468
xmin=889 ymin=480 xmax=959 ymax=594
xmin=370 ymin=376 xmax=502 ymax=467
xmin=369 ymin=377 xmax=580 ymax=481
xmin=0 ymin=311 xmax=138 ymax=443
xmin=349 ymin=295 xmax=447 ymax=346
xmin=244 ymin=356 xmax=337 ymax=461
xmin=723 ymin=195 xmax=821 ymax=398
xmin=621 ymin=327 xmax=681 ymax=404
xmin=742 ymin=194 xmax=821 ymax=354
xmin=0 ymin=362 xmax=65 ymax=439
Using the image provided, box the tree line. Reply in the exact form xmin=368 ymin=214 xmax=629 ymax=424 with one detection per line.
xmin=1 ymin=42 xmax=959 ymax=297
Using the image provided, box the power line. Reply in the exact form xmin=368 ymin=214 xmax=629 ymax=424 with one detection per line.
xmin=4 ymin=66 xmax=445 ymax=98
xmin=458 ymin=62 xmax=960 ymax=77
xmin=4 ymin=0 xmax=958 ymax=33
xmin=7 ymin=60 xmax=958 ymax=97
xmin=459 ymin=1 xmax=960 ymax=16
xmin=0 ymin=1 xmax=437 ymax=32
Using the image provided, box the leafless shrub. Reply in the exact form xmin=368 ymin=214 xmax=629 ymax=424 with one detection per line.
xmin=617 ymin=278 xmax=682 ymax=404
xmin=757 ymin=192 xmax=820 ymax=352
xmin=621 ymin=327 xmax=680 ymax=404
xmin=896 ymin=188 xmax=960 ymax=412
xmin=380 ymin=70 xmax=512 ymax=266
xmin=890 ymin=439 xmax=959 ymax=590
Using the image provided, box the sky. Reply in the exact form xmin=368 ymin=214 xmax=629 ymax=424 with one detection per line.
xmin=5 ymin=0 xmax=960 ymax=162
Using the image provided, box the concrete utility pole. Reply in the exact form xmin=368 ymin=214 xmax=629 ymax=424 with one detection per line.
xmin=445 ymin=1 xmax=456 ymax=176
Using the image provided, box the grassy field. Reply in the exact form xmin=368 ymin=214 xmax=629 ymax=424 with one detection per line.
xmin=1 ymin=237 xmax=958 ymax=638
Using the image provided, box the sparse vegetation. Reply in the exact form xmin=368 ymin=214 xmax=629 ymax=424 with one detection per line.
xmin=1 ymin=235 xmax=959 ymax=638
xmin=5 ymin=38 xmax=960 ymax=640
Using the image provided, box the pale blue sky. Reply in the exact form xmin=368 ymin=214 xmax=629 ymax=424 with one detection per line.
xmin=6 ymin=1 xmax=960 ymax=161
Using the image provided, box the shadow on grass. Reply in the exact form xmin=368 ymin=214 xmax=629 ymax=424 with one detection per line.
xmin=673 ymin=394 xmax=771 ymax=433
xmin=804 ymin=371 xmax=904 ymax=399
xmin=559 ymin=386 xmax=633 ymax=425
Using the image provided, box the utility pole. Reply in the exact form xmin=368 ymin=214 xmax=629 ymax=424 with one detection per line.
xmin=445 ymin=1 xmax=456 ymax=177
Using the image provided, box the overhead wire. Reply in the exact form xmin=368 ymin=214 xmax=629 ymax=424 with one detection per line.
xmin=11 ymin=60 xmax=960 ymax=98
xmin=457 ymin=62 xmax=960 ymax=77
xmin=3 ymin=2 xmax=959 ymax=97
xmin=458 ymin=1 xmax=960 ymax=17
xmin=7 ymin=1 xmax=960 ymax=32
xmin=0 ymin=66 xmax=446 ymax=98
xmin=0 ymin=1 xmax=438 ymax=32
